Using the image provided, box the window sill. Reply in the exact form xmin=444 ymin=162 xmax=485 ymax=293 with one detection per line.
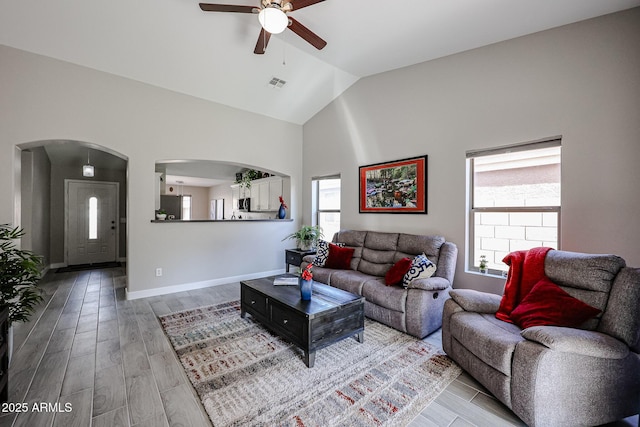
xmin=466 ymin=270 xmax=507 ymax=279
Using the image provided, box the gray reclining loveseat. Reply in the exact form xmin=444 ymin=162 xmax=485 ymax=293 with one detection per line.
xmin=442 ymin=250 xmax=640 ymax=426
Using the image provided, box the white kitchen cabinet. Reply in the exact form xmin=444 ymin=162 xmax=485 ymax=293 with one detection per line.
xmin=245 ymin=176 xmax=283 ymax=211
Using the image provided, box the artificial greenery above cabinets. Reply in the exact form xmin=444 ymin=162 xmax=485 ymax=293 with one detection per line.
xmin=235 ymin=169 xmax=261 ymax=189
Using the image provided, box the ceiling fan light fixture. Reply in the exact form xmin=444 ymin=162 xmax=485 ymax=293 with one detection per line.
xmin=258 ymin=7 xmax=288 ymax=34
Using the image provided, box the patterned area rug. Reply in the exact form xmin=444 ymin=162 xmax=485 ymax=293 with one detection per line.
xmin=159 ymin=300 xmax=461 ymax=427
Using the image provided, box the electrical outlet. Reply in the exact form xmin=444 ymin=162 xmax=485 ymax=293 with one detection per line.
xmin=155 ymin=268 xmax=162 ymax=277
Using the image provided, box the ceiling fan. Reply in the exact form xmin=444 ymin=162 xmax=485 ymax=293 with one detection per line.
xmin=199 ymin=0 xmax=327 ymax=54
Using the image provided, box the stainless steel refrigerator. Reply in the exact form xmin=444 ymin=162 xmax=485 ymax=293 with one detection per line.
xmin=160 ymin=195 xmax=183 ymax=220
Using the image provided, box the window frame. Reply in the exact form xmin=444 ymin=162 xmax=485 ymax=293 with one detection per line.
xmin=467 ymin=137 xmax=562 ymax=276
xmin=312 ymin=175 xmax=341 ymax=241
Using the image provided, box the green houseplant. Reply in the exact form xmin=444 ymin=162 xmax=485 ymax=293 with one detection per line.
xmin=0 ymin=224 xmax=44 ymax=324
xmin=282 ymin=225 xmax=324 ymax=251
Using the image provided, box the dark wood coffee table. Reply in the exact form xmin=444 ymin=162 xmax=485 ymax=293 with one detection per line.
xmin=240 ymin=275 xmax=365 ymax=368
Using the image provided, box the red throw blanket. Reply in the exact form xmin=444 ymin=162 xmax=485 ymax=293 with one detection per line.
xmin=495 ymin=247 xmax=554 ymax=323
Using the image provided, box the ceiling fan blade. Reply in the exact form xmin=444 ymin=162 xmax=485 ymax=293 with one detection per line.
xmin=287 ymin=17 xmax=327 ymax=50
xmin=199 ymin=3 xmax=256 ymax=13
xmin=254 ymin=28 xmax=272 ymax=54
xmin=290 ymin=0 xmax=325 ymax=11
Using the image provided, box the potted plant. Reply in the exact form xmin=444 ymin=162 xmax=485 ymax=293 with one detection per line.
xmin=282 ymin=225 xmax=323 ymax=251
xmin=479 ymin=255 xmax=488 ymax=274
xmin=0 ymin=224 xmax=44 ymax=361
xmin=156 ymin=209 xmax=167 ymax=220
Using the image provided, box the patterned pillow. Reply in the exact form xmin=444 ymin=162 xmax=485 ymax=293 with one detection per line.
xmin=402 ymin=253 xmax=437 ymax=287
xmin=312 ymin=240 xmax=344 ymax=267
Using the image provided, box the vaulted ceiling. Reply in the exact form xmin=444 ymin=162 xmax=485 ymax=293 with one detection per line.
xmin=2 ymin=0 xmax=639 ymax=124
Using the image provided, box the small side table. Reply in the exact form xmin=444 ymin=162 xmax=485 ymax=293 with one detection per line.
xmin=285 ymin=248 xmax=316 ymax=273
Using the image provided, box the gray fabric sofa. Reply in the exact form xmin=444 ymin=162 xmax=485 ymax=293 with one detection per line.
xmin=300 ymin=230 xmax=458 ymax=338
xmin=442 ymin=250 xmax=640 ymax=427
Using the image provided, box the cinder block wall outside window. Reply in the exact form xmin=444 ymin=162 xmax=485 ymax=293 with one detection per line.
xmin=474 ymin=178 xmax=559 ymax=272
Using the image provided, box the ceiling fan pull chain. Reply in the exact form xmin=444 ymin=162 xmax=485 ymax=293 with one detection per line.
xmin=282 ymin=32 xmax=287 ymax=65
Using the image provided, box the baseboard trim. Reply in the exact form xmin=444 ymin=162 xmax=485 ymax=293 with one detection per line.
xmin=125 ymin=269 xmax=285 ymax=300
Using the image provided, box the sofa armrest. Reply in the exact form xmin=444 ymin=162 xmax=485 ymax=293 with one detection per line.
xmin=521 ymin=326 xmax=629 ymax=359
xmin=302 ymin=255 xmax=315 ymax=263
xmin=435 ymin=241 xmax=458 ymax=284
xmin=448 ymin=289 xmax=501 ymax=313
xmin=407 ymin=276 xmax=450 ymax=291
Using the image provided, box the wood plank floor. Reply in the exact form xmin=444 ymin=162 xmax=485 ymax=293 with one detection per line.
xmin=0 ymin=266 xmax=637 ymax=427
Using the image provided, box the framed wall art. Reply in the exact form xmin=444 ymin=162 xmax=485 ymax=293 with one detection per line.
xmin=359 ymin=155 xmax=427 ymax=214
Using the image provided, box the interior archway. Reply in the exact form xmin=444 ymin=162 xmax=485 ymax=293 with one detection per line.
xmin=17 ymin=140 xmax=128 ymax=270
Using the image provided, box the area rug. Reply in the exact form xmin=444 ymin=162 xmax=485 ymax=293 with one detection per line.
xmin=159 ymin=300 xmax=462 ymax=427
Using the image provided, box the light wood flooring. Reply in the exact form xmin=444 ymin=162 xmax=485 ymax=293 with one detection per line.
xmin=0 ymin=266 xmax=637 ymax=427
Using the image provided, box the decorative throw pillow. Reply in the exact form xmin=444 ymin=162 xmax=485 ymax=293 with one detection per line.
xmin=312 ymin=240 xmax=344 ymax=267
xmin=312 ymin=240 xmax=331 ymax=266
xmin=509 ymin=277 xmax=601 ymax=329
xmin=385 ymin=257 xmax=412 ymax=286
xmin=402 ymin=253 xmax=437 ymax=287
xmin=324 ymin=244 xmax=355 ymax=270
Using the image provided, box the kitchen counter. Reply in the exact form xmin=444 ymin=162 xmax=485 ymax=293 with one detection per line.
xmin=150 ymin=218 xmax=293 ymax=223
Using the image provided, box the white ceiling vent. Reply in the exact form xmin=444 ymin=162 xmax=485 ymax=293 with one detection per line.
xmin=268 ymin=77 xmax=287 ymax=89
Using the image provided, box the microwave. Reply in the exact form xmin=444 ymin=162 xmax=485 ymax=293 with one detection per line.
xmin=238 ymin=198 xmax=251 ymax=212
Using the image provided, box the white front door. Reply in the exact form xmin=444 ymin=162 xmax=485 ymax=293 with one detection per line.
xmin=66 ymin=180 xmax=119 ymax=265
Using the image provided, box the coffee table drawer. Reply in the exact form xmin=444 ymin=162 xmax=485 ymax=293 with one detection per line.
xmin=242 ymin=287 xmax=268 ymax=317
xmin=270 ymin=302 xmax=305 ymax=344
xmin=311 ymin=307 xmax=364 ymax=346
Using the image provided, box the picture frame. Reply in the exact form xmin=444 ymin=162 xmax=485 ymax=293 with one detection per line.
xmin=359 ymin=155 xmax=427 ymax=214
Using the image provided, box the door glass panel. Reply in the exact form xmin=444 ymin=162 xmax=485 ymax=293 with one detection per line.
xmin=89 ymin=196 xmax=98 ymax=239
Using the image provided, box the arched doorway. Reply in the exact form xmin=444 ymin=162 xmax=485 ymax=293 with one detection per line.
xmin=17 ymin=140 xmax=128 ymax=269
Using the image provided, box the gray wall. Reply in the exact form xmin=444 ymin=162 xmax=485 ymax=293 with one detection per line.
xmin=302 ymin=8 xmax=640 ymax=294
xmin=1 ymin=44 xmax=302 ymax=296
xmin=20 ymin=147 xmax=51 ymax=266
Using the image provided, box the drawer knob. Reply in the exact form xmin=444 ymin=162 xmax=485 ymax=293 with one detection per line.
xmin=251 ymin=300 xmax=256 ymax=305
xmin=283 ymin=319 xmax=288 ymax=324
